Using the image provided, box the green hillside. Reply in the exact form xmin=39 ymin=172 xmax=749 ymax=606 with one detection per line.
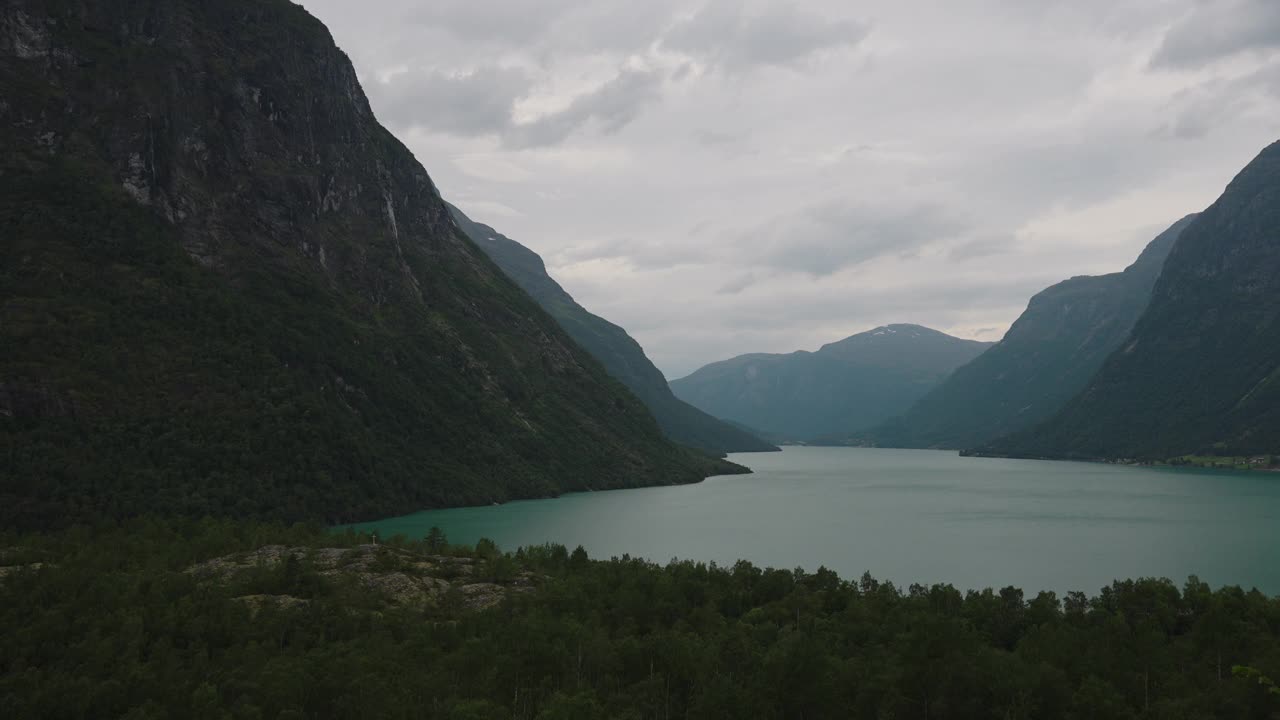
xmin=0 ymin=0 xmax=736 ymax=530
xmin=988 ymin=141 xmax=1280 ymax=460
xmin=448 ymin=204 xmax=777 ymax=455
xmin=857 ymin=216 xmax=1194 ymax=449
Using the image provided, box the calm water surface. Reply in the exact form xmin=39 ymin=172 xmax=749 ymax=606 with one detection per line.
xmin=346 ymin=447 xmax=1280 ymax=594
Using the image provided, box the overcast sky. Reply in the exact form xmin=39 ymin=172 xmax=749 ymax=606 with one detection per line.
xmin=300 ymin=0 xmax=1280 ymax=379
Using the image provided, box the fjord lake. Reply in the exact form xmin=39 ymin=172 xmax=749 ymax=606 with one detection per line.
xmin=346 ymin=447 xmax=1280 ymax=594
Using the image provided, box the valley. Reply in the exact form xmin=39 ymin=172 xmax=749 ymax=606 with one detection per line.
xmin=2 ymin=0 xmax=1279 ymax=717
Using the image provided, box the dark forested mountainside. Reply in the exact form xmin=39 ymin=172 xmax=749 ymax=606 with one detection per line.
xmin=671 ymin=325 xmax=992 ymax=440
xmin=855 ymin=216 xmax=1195 ymax=450
xmin=989 ymin=141 xmax=1280 ymax=460
xmin=2 ymin=519 xmax=1279 ymax=719
xmin=448 ymin=203 xmax=777 ymax=455
xmin=0 ymin=0 xmax=736 ymax=530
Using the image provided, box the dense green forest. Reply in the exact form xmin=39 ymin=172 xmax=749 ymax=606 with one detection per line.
xmin=0 ymin=0 xmax=737 ymax=531
xmin=0 ymin=162 xmax=735 ymax=531
xmin=3 ymin=519 xmax=1278 ymax=719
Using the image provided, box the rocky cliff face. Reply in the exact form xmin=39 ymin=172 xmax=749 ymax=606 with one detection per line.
xmin=989 ymin=141 xmax=1280 ymax=459
xmin=0 ymin=0 xmax=732 ymax=529
xmin=861 ymin=216 xmax=1195 ymax=450
xmin=449 ymin=203 xmax=777 ymax=455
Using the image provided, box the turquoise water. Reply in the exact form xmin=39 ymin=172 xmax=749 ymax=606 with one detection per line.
xmin=344 ymin=447 xmax=1280 ymax=594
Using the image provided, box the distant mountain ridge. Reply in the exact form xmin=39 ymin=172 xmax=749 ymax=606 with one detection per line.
xmin=670 ymin=325 xmax=992 ymax=440
xmin=987 ymin=141 xmax=1280 ymax=460
xmin=850 ymin=215 xmax=1196 ymax=449
xmin=448 ymin=203 xmax=777 ymax=455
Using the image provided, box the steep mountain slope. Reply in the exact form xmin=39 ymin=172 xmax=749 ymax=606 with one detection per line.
xmin=854 ymin=216 xmax=1195 ymax=449
xmin=670 ymin=325 xmax=992 ymax=440
xmin=0 ymin=0 xmax=735 ymax=530
xmin=988 ymin=141 xmax=1280 ymax=460
xmin=447 ymin=204 xmax=777 ymax=455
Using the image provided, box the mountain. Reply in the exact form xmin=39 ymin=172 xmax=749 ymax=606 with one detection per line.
xmin=670 ymin=325 xmax=992 ymax=440
xmin=987 ymin=141 xmax=1280 ymax=460
xmin=0 ymin=0 xmax=738 ymax=530
xmin=447 ymin=204 xmax=777 ymax=455
xmin=852 ymin=216 xmax=1196 ymax=449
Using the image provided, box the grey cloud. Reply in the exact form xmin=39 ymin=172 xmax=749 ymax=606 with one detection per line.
xmin=1154 ymin=61 xmax=1280 ymax=140
xmin=671 ymin=62 xmax=696 ymax=83
xmin=693 ymin=129 xmax=739 ymax=147
xmin=1156 ymin=88 xmax=1245 ymax=140
xmin=369 ymin=65 xmax=530 ymax=136
xmin=557 ymin=231 xmax=710 ymax=270
xmin=1151 ymin=0 xmax=1280 ymax=69
xmin=505 ymin=68 xmax=666 ymax=149
xmin=540 ymin=2 xmax=684 ymax=56
xmin=742 ymin=202 xmax=968 ymax=276
xmin=663 ymin=0 xmax=869 ymax=72
xmin=560 ymin=201 xmax=967 ymax=276
xmin=368 ymin=66 xmax=664 ymax=148
xmin=716 ymin=273 xmax=758 ymax=295
xmin=947 ymin=234 xmax=1017 ymax=262
xmin=405 ymin=0 xmax=576 ymax=45
xmin=404 ymin=0 xmax=680 ymax=58
xmin=970 ymin=137 xmax=1167 ymax=217
xmin=714 ymin=277 xmax=1050 ymax=332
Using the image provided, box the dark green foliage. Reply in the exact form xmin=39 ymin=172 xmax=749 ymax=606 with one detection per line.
xmin=448 ymin=203 xmax=777 ymax=456
xmin=1234 ymin=667 xmax=1280 ymax=696
xmin=671 ymin=325 xmax=992 ymax=441
xmin=0 ymin=0 xmax=736 ymax=530
xmin=424 ymin=526 xmax=449 ymax=553
xmin=859 ymin=216 xmax=1194 ymax=450
xmin=3 ymin=519 xmax=1280 ymax=719
xmin=991 ymin=141 xmax=1280 ymax=460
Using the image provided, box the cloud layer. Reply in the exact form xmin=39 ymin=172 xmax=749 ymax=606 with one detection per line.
xmin=301 ymin=0 xmax=1280 ymax=378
